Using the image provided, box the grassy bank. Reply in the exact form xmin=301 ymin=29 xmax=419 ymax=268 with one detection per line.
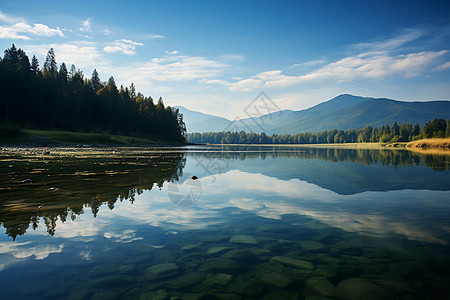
xmin=406 ymin=138 xmax=450 ymax=151
xmin=0 ymin=128 xmax=184 ymax=146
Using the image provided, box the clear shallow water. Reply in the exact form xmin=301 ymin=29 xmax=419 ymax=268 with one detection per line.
xmin=0 ymin=146 xmax=449 ymax=299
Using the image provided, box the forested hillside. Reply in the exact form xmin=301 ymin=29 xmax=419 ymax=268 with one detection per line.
xmin=0 ymin=45 xmax=186 ymax=142
xmin=187 ymin=119 xmax=450 ymax=144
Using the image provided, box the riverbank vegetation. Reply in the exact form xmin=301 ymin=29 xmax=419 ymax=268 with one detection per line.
xmin=0 ymin=44 xmax=186 ymax=142
xmin=407 ymin=138 xmax=450 ymax=150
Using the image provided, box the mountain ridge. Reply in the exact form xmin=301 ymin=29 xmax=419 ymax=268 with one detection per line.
xmin=177 ymin=94 xmax=450 ymax=134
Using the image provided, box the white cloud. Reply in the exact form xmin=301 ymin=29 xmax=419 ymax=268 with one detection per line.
xmin=0 ymin=22 xmax=64 ymax=40
xmin=104 ymin=39 xmax=144 ymax=55
xmin=166 ymin=50 xmax=179 ymax=55
xmin=111 ymin=54 xmax=228 ymax=88
xmin=229 ymin=78 xmax=264 ymax=92
xmin=0 ymin=241 xmax=64 ymax=260
xmin=199 ymin=79 xmax=230 ymax=86
xmin=80 ymin=18 xmax=92 ymax=33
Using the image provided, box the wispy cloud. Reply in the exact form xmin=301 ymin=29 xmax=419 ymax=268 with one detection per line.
xmin=24 ymin=42 xmax=105 ymax=69
xmin=147 ymin=34 xmax=165 ymax=39
xmin=166 ymin=50 xmax=179 ymax=55
xmin=104 ymin=229 xmax=143 ymax=243
xmin=0 ymin=22 xmax=64 ymax=40
xmin=291 ymin=59 xmax=326 ymax=69
xmin=0 ymin=10 xmax=24 ymax=24
xmin=209 ymin=49 xmax=449 ymax=91
xmin=351 ymin=28 xmax=426 ymax=53
xmin=103 ymin=29 xmax=114 ymax=35
xmin=434 ymin=61 xmax=450 ymax=71
xmin=219 ymin=54 xmax=245 ymax=62
xmin=80 ymin=18 xmax=92 ymax=33
xmin=104 ymin=39 xmax=144 ymax=55
xmin=199 ymin=28 xmax=449 ymax=92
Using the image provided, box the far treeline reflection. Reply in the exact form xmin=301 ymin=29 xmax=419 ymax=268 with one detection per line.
xmin=191 ymin=145 xmax=450 ymax=171
xmin=0 ymin=147 xmax=449 ymax=240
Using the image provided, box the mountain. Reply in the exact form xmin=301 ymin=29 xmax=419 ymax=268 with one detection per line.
xmin=175 ymin=106 xmax=231 ymax=133
xmin=179 ymin=94 xmax=450 ymax=134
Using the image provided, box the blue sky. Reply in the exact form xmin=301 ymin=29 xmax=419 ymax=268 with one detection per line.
xmin=0 ymin=0 xmax=449 ymax=118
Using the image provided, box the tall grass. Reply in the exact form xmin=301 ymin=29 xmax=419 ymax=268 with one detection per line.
xmin=406 ymin=138 xmax=450 ymax=150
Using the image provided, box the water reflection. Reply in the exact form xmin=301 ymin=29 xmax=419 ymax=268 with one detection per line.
xmin=188 ymin=146 xmax=450 ymax=194
xmin=0 ymin=146 xmax=449 ymax=299
xmin=1 ymin=146 xmax=449 ymax=239
xmin=0 ymin=148 xmax=185 ymax=240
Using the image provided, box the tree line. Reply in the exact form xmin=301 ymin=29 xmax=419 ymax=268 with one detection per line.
xmin=0 ymin=44 xmax=186 ymax=141
xmin=187 ymin=119 xmax=450 ymax=144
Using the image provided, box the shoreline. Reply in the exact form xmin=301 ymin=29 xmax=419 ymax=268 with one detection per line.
xmin=2 ymin=137 xmax=449 ymax=154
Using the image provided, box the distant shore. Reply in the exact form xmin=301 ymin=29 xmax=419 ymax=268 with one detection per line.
xmin=0 ymin=129 xmax=185 ymax=148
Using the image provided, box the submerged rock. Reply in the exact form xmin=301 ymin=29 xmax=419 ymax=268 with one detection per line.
xmin=215 ymin=293 xmax=242 ymax=300
xmin=306 ymin=277 xmax=336 ymax=297
xmin=199 ymin=258 xmax=244 ymax=273
xmin=305 ymin=296 xmax=332 ymax=300
xmin=270 ymin=256 xmax=314 ymax=270
xmin=164 ymin=272 xmax=205 ymax=290
xmin=261 ymin=290 xmax=299 ymax=300
xmin=362 ymin=247 xmax=388 ymax=258
xmin=181 ymin=243 xmax=202 ymax=251
xmin=207 ymin=246 xmax=233 ymax=255
xmin=198 ymin=234 xmax=229 ymax=242
xmin=145 ymin=262 xmax=179 ymax=280
xmin=229 ymin=278 xmax=265 ymax=298
xmin=250 ymin=249 xmax=271 ymax=256
xmin=336 ymin=278 xmax=393 ymax=300
xmin=229 ymin=235 xmax=258 ymax=244
xmin=204 ymin=273 xmax=233 ymax=287
xmin=221 ymin=249 xmax=256 ymax=261
xmin=260 ymin=272 xmax=292 ymax=288
xmin=88 ymin=274 xmax=134 ymax=288
xmin=300 ymin=241 xmax=327 ymax=251
xmin=140 ymin=289 xmax=169 ymax=300
xmin=87 ymin=264 xmax=120 ymax=277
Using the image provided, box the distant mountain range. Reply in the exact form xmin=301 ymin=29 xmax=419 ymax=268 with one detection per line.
xmin=176 ymin=94 xmax=450 ymax=134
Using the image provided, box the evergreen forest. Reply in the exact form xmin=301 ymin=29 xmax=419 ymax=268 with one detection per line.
xmin=0 ymin=45 xmax=186 ymax=142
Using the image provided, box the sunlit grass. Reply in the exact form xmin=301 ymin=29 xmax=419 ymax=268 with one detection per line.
xmin=406 ymin=138 xmax=450 ymax=153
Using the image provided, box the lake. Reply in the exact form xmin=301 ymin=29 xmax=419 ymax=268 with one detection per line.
xmin=0 ymin=145 xmax=449 ymax=299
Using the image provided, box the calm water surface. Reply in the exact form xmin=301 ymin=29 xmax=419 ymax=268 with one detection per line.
xmin=0 ymin=145 xmax=449 ymax=300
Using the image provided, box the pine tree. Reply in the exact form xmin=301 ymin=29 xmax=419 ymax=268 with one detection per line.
xmin=129 ymin=83 xmax=136 ymax=101
xmin=90 ymin=69 xmax=102 ymax=93
xmin=107 ymin=76 xmax=118 ymax=95
xmin=58 ymin=62 xmax=68 ymax=83
xmin=30 ymin=55 xmax=40 ymax=75
xmin=43 ymin=48 xmax=57 ymax=78
xmin=69 ymin=64 xmax=77 ymax=80
xmin=2 ymin=44 xmax=30 ymax=72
